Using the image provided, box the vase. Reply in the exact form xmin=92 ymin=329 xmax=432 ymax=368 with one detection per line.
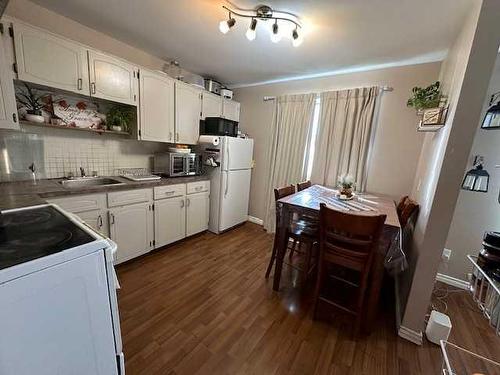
xmin=111 ymin=125 xmax=123 ymax=132
xmin=340 ymin=187 xmax=353 ymax=198
xmin=25 ymin=114 xmax=45 ymax=123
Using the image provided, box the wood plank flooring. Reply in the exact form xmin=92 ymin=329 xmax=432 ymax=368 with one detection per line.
xmin=116 ymin=222 xmax=500 ymax=374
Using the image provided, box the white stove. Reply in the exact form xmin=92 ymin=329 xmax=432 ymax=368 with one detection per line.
xmin=0 ymin=204 xmax=124 ymax=375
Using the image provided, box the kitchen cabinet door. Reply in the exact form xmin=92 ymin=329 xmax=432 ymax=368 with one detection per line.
xmin=201 ymin=92 xmax=222 ymax=119
xmin=0 ymin=32 xmax=18 ymax=130
xmin=109 ymin=202 xmax=153 ymax=264
xmin=175 ymin=82 xmax=201 ymax=144
xmin=88 ymin=50 xmax=138 ymax=105
xmin=155 ymin=196 xmax=186 ymax=247
xmin=12 ymin=22 xmax=89 ymax=95
xmin=222 ymin=99 xmax=240 ymax=122
xmin=77 ymin=209 xmax=109 ymax=238
xmin=139 ymin=69 xmax=175 ymax=142
xmin=186 ymin=192 xmax=209 ymax=237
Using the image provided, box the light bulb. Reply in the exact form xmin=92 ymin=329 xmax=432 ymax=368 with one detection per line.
xmin=292 ymin=28 xmax=303 ymax=47
xmin=219 ymin=17 xmax=235 ymax=34
xmin=246 ymin=18 xmax=257 ymax=41
xmin=271 ymin=20 xmax=281 ymax=43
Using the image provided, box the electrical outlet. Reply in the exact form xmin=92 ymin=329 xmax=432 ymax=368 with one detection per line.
xmin=466 ymin=272 xmax=473 ymax=281
xmin=442 ymin=248 xmax=452 ymax=261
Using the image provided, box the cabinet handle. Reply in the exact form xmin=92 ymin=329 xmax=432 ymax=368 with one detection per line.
xmin=110 ymin=213 xmax=115 ymax=225
xmin=77 ymin=78 xmax=83 ymax=90
xmin=169 ymin=132 xmax=173 ymax=141
xmin=91 ymin=82 xmax=96 ymax=94
xmin=165 ymin=191 xmax=174 ymax=196
xmin=98 ymin=214 xmax=103 ymax=228
xmin=186 ymin=198 xmax=190 ymax=207
xmin=180 ymin=200 xmax=185 ymax=208
xmin=176 ymin=133 xmax=179 ymax=142
xmin=195 ymin=186 xmax=202 ymax=191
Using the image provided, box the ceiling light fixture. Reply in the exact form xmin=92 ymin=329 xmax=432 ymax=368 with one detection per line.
xmin=218 ymin=4 xmax=303 ymax=46
xmin=246 ymin=18 xmax=257 ymax=41
xmin=219 ymin=12 xmax=236 ymax=34
xmin=270 ymin=19 xmax=281 ymax=43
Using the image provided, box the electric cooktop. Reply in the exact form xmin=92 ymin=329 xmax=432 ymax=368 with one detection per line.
xmin=0 ymin=205 xmax=95 ymax=270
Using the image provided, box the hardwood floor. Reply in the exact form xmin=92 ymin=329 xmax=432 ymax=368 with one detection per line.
xmin=116 ymin=222 xmax=500 ymax=374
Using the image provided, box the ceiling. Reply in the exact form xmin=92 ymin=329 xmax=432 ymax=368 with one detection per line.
xmin=30 ymin=0 xmax=473 ymax=87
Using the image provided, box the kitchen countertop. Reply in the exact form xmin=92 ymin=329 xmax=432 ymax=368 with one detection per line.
xmin=0 ymin=175 xmax=210 ymax=210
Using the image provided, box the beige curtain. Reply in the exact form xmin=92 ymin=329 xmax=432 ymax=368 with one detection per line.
xmin=263 ymin=93 xmax=316 ymax=232
xmin=311 ymin=86 xmax=379 ymax=191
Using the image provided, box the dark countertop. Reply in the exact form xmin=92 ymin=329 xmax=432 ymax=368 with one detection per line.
xmin=0 ymin=175 xmax=210 ymax=210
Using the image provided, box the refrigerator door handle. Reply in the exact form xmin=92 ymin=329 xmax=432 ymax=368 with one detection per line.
xmin=224 ymin=171 xmax=229 ymax=197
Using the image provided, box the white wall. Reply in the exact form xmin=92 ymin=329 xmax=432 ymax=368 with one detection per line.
xmin=442 ymin=55 xmax=500 ymax=281
xmin=400 ymin=0 xmax=500 ymax=336
xmin=233 ymin=62 xmax=441 ymax=221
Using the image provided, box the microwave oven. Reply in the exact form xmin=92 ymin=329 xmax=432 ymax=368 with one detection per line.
xmin=153 ymin=152 xmax=202 ymax=177
xmin=200 ymin=117 xmax=238 ymax=137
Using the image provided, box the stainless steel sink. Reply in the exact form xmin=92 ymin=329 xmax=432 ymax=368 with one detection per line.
xmin=59 ymin=177 xmax=125 ymax=188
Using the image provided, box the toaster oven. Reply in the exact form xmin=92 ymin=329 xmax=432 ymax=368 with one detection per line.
xmin=153 ymin=152 xmax=202 ymax=177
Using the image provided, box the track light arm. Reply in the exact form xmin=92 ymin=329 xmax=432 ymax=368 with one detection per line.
xmin=222 ymin=5 xmax=302 ymax=28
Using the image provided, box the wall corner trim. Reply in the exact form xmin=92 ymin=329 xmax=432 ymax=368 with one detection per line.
xmin=248 ymin=216 xmax=264 ymax=225
xmin=398 ymin=325 xmax=423 ymax=345
xmin=435 ymin=273 xmax=470 ymax=290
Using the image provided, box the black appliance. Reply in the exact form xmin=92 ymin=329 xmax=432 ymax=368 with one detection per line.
xmin=200 ymin=117 xmax=238 ymax=137
xmin=478 ymin=231 xmax=500 ymax=281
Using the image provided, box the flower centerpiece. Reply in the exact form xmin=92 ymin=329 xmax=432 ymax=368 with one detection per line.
xmin=338 ymin=174 xmax=355 ymax=198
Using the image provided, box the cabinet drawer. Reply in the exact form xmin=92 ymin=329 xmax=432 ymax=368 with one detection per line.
xmin=187 ymin=181 xmax=210 ymax=195
xmin=108 ymin=188 xmax=152 ymax=207
xmin=48 ymin=193 xmax=107 ymax=213
xmin=154 ymin=184 xmax=186 ymax=200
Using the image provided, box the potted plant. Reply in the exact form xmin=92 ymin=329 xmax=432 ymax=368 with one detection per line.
xmin=106 ymin=105 xmax=134 ymax=132
xmin=338 ymin=174 xmax=355 ymax=199
xmin=15 ymin=83 xmax=50 ymax=123
xmin=407 ymin=81 xmax=442 ymax=114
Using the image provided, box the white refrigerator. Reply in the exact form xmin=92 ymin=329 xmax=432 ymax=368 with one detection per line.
xmin=206 ymin=137 xmax=254 ymax=234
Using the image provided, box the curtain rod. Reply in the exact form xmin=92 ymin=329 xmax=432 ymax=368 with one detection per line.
xmin=263 ymin=85 xmax=394 ymax=101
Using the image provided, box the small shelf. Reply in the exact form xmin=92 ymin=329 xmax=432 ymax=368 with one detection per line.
xmin=19 ymin=120 xmax=131 ymax=136
xmin=467 ymin=254 xmax=500 ymax=335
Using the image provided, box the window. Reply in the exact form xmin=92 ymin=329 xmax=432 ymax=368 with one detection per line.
xmin=304 ymin=95 xmax=321 ymax=180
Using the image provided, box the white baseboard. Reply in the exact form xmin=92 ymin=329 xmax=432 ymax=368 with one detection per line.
xmin=248 ymin=216 xmax=264 ymax=225
xmin=398 ymin=325 xmax=423 ymax=345
xmin=436 ymin=273 xmax=469 ymax=290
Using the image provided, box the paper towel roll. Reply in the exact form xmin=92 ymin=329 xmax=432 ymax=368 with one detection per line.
xmin=198 ymin=135 xmax=220 ymax=146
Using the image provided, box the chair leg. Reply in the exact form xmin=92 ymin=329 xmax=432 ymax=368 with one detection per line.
xmin=265 ymin=235 xmax=279 ymax=279
xmin=353 ymin=269 xmax=371 ymax=335
xmin=289 ymin=239 xmax=297 ymax=259
xmin=313 ymin=258 xmax=325 ymax=319
xmin=302 ymin=241 xmax=312 ymax=283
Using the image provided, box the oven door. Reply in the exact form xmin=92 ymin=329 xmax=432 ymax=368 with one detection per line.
xmin=185 ymin=154 xmax=199 ymax=176
xmin=169 ymin=154 xmax=186 ymax=176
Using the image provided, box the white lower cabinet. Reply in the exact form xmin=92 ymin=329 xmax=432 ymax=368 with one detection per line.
xmin=109 ymin=202 xmax=154 ymax=264
xmin=154 ymin=196 xmax=186 ymax=248
xmin=77 ymin=209 xmax=109 ymax=238
xmin=186 ymin=192 xmax=209 ymax=237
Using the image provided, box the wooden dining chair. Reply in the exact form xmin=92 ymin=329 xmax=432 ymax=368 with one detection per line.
xmin=396 ymin=196 xmax=419 ymax=227
xmin=313 ymin=203 xmax=386 ymax=334
xmin=265 ymin=185 xmax=318 ymax=281
xmin=296 ymin=180 xmax=312 ymax=192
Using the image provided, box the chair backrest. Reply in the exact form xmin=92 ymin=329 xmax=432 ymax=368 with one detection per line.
xmin=397 ymin=196 xmax=419 ymax=227
xmin=318 ymin=203 xmax=386 ymax=272
xmin=274 ymin=185 xmax=295 ymax=201
xmin=297 ymin=180 xmax=312 ymax=192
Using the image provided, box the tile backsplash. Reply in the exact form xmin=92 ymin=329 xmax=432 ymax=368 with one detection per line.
xmin=0 ymin=125 xmax=169 ymax=181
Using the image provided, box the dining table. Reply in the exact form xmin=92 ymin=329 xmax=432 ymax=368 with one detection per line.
xmin=273 ymin=184 xmax=402 ymax=332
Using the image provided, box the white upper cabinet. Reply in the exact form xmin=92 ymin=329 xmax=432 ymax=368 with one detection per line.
xmin=139 ymin=69 xmax=175 ymax=143
xmin=201 ymin=92 xmax=222 ymax=119
xmin=88 ymin=50 xmax=138 ymax=105
xmin=0 ymin=31 xmax=18 ymax=130
xmin=222 ymin=99 xmax=240 ymax=122
xmin=12 ymin=23 xmax=89 ymax=95
xmin=175 ymin=82 xmax=202 ymax=144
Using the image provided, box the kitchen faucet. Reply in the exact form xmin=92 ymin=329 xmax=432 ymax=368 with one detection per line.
xmin=80 ymin=167 xmax=86 ymax=177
